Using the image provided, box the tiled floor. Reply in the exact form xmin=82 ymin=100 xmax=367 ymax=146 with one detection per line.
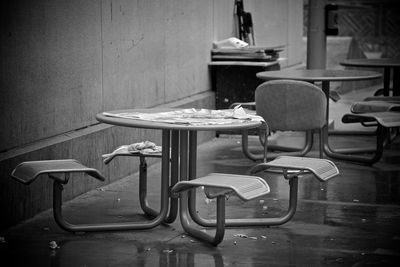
xmin=1 ymin=87 xmax=399 ymax=267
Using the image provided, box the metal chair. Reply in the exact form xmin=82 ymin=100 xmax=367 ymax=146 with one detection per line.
xmin=241 ymin=80 xmax=327 ymax=162
xmin=341 ymin=111 xmax=400 ymax=164
xmin=11 ymin=159 xmax=169 ymax=232
xmin=183 ymin=156 xmax=339 ymax=245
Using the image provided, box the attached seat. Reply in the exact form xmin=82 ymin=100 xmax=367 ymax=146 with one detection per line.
xmin=171 ymin=173 xmax=270 ymax=246
xmin=350 ymin=101 xmax=400 ymax=114
xmin=172 ymin=173 xmax=270 ymax=201
xmin=343 ymin=111 xmax=400 ymax=128
xmin=363 ymin=96 xmax=400 ymax=103
xmin=257 ymin=156 xmax=339 ymax=181
xmin=172 ymin=156 xmax=339 ymax=246
xmin=338 ymin=95 xmax=400 ymax=164
xmin=11 ymin=159 xmax=105 ymax=185
xmin=11 ymin=160 xmax=106 ymax=232
xmin=342 ymin=111 xmax=400 ymax=164
xmin=11 ymin=158 xmax=169 ymax=232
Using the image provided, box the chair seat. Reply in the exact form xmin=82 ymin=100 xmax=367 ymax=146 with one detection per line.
xmin=351 ymin=101 xmax=400 ymax=114
xmin=263 ymin=156 xmax=339 ymax=181
xmin=11 ymin=159 xmax=106 ymax=184
xmin=364 ymin=96 xmax=400 ymax=103
xmin=342 ymin=111 xmax=400 ymax=128
xmin=171 ymin=173 xmax=270 ymax=201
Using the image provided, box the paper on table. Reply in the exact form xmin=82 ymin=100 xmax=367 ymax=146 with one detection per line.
xmin=103 ymin=108 xmax=264 ymax=126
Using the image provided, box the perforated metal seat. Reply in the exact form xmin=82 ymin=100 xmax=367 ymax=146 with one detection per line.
xmin=343 ymin=111 xmax=400 ymax=128
xmin=11 ymin=159 xmax=105 ymax=184
xmin=262 ymin=156 xmax=339 ymax=182
xmin=172 ymin=173 xmax=270 ymax=201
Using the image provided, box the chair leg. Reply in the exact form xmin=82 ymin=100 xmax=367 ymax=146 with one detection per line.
xmin=138 ymin=131 xmax=180 ymax=223
xmin=241 ymin=129 xmax=313 ymax=161
xmin=323 ymin=125 xmax=385 ymax=164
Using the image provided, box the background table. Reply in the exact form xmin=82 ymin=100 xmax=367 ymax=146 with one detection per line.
xmin=96 ymin=108 xmax=262 ymax=225
xmin=256 ymin=69 xmax=382 ymax=163
xmin=341 ymin=58 xmax=400 ymax=96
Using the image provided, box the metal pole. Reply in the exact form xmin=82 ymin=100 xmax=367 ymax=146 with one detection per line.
xmin=307 ymin=0 xmax=326 ymax=69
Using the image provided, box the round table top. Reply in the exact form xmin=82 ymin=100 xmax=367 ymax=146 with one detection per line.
xmin=96 ymin=108 xmax=262 ymax=131
xmin=340 ymin=58 xmax=400 ymax=68
xmin=256 ymin=69 xmax=382 ymax=82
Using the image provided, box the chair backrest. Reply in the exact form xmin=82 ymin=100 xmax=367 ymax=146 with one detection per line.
xmin=255 ymin=80 xmax=327 ymax=131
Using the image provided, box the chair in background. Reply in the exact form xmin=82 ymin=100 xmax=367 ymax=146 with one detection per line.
xmin=240 ymin=80 xmax=327 ymax=162
xmin=364 ymin=96 xmax=400 ymax=103
xmin=350 ymin=100 xmax=400 ymax=114
xmin=339 ymin=98 xmax=400 ymax=164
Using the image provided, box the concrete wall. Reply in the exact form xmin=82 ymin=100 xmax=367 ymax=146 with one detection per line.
xmin=0 ymin=0 xmax=303 ymax=230
xmin=213 ymin=0 xmax=303 ymax=67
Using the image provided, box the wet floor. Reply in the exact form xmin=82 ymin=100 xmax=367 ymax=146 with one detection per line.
xmin=1 ymin=131 xmax=399 ymax=266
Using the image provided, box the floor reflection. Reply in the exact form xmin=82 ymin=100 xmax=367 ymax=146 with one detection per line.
xmin=51 ymin=239 xmax=225 ymax=267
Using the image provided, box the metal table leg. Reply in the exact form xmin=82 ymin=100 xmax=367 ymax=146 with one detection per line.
xmin=139 ymin=130 xmax=179 ymax=223
xmin=177 ymin=130 xmax=224 ymax=245
xmin=393 ymin=67 xmax=399 ymax=96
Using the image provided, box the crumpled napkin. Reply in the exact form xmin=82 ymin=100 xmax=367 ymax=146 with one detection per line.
xmin=102 ymin=141 xmax=162 ymax=164
xmin=232 ymin=105 xmax=265 ymax=122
